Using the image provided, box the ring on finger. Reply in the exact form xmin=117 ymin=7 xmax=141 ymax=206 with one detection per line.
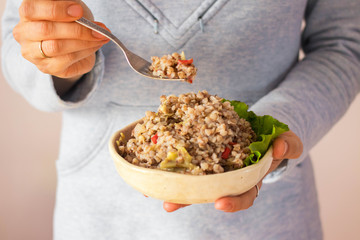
xmin=255 ymin=184 xmax=260 ymax=198
xmin=39 ymin=40 xmax=51 ymax=58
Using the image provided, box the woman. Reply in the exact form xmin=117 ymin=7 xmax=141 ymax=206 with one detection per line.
xmin=2 ymin=0 xmax=360 ymax=239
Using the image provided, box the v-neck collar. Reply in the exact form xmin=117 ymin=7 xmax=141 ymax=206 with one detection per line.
xmin=124 ymin=0 xmax=230 ymax=48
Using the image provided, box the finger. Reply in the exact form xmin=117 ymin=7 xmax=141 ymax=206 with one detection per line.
xmin=91 ymin=21 xmax=112 ymax=38
xmin=48 ymin=45 xmax=102 ymax=76
xmin=272 ymin=137 xmax=288 ymax=160
xmin=19 ymin=1 xmax=83 ymax=22
xmin=21 ymin=21 xmax=108 ymax=41
xmin=93 ymin=21 xmax=111 ymax=32
xmin=35 ymin=45 xmax=101 ymax=77
xmin=163 ymin=202 xmax=190 ymax=213
xmin=272 ymin=130 xmax=303 ymax=160
xmin=40 ymin=39 xmax=109 ymax=58
xmin=20 ymin=38 xmax=107 ymax=62
xmin=56 ymin=53 xmax=97 ymax=79
xmin=214 ymin=184 xmax=260 ymax=212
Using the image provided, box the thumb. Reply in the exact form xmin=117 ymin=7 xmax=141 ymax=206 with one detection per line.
xmin=272 ymin=130 xmax=303 ymax=160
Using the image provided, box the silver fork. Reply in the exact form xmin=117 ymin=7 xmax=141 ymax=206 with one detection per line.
xmin=75 ymin=17 xmax=183 ymax=81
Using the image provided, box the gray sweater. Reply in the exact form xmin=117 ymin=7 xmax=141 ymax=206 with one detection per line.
xmin=2 ymin=0 xmax=360 ymax=239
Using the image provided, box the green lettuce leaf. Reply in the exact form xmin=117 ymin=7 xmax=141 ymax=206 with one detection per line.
xmin=224 ymin=100 xmax=289 ymax=166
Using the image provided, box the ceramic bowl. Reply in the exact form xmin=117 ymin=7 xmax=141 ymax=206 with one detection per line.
xmin=109 ymin=120 xmax=273 ymax=204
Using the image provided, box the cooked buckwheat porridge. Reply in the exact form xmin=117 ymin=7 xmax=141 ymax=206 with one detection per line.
xmin=149 ymin=52 xmax=197 ymax=83
xmin=117 ymin=91 xmax=257 ymax=175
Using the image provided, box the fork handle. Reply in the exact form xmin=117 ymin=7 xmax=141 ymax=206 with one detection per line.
xmin=75 ymin=17 xmax=129 ymax=54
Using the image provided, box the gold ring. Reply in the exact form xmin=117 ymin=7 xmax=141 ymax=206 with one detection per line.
xmin=255 ymin=184 xmax=260 ymax=198
xmin=39 ymin=40 xmax=50 ymax=58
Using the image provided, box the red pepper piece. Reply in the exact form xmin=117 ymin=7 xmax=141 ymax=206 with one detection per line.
xmin=229 ymin=142 xmax=237 ymax=145
xmin=221 ymin=147 xmax=231 ymax=159
xmin=151 ymin=134 xmax=158 ymax=144
xmin=178 ymin=58 xmax=193 ymax=65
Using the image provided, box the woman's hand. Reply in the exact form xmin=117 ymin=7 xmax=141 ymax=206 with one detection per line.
xmin=13 ymin=0 xmax=110 ymax=95
xmin=163 ymin=130 xmax=303 ymax=213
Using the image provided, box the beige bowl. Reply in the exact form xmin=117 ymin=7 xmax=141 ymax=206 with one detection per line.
xmin=109 ymin=120 xmax=273 ymax=204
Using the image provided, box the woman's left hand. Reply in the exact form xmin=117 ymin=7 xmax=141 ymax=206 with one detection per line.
xmin=163 ymin=130 xmax=303 ymax=213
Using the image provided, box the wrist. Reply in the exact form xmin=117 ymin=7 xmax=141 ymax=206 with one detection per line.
xmin=52 ymin=74 xmax=84 ymax=97
xmin=263 ymin=159 xmax=288 ymax=184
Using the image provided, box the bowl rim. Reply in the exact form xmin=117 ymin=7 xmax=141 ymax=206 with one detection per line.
xmin=109 ymin=125 xmax=273 ymax=179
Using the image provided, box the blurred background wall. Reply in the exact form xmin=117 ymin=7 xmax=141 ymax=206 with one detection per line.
xmin=1 ymin=1 xmax=360 ymax=240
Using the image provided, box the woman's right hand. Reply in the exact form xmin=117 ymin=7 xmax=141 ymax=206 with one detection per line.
xmin=13 ymin=0 xmax=109 ymax=91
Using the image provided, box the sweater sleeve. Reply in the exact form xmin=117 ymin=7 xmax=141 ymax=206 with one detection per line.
xmin=251 ymin=0 xmax=360 ymax=182
xmin=1 ymin=0 xmax=105 ymax=112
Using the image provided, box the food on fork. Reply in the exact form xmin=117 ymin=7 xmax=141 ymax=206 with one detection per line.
xmin=149 ymin=52 xmax=197 ymax=83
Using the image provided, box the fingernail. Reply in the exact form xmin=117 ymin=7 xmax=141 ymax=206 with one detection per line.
xmin=67 ymin=4 xmax=82 ymax=17
xmin=282 ymin=141 xmax=289 ymax=157
xmin=215 ymin=202 xmax=233 ymax=211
